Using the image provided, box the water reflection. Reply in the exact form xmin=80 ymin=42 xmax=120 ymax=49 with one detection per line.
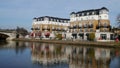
xmin=110 ymin=50 xmax=120 ymax=68
xmin=30 ymin=42 xmax=120 ymax=68
xmin=0 ymin=41 xmax=120 ymax=68
xmin=31 ymin=43 xmax=68 ymax=65
xmin=0 ymin=41 xmax=30 ymax=55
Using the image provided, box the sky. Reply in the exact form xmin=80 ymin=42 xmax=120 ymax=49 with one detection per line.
xmin=0 ymin=0 xmax=120 ymax=31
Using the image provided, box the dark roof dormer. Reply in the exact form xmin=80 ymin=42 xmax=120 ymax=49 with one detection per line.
xmin=33 ymin=17 xmax=37 ymax=19
xmin=70 ymin=12 xmax=76 ymax=15
xmin=101 ymin=7 xmax=109 ymax=11
xmin=70 ymin=7 xmax=109 ymax=16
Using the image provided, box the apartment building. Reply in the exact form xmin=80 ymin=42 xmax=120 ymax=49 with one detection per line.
xmin=31 ymin=7 xmax=114 ymax=41
xmin=69 ymin=7 xmax=110 ymax=33
xmin=69 ymin=7 xmax=112 ymax=40
xmin=32 ymin=16 xmax=69 ymax=32
xmin=31 ymin=16 xmax=69 ymax=38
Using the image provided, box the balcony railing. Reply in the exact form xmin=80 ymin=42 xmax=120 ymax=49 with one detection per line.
xmin=83 ymin=26 xmax=88 ymax=28
xmin=31 ymin=28 xmax=33 ymax=30
xmin=52 ymin=29 xmax=56 ymax=31
xmin=31 ymin=28 xmax=40 ymax=30
xmin=78 ymin=26 xmax=82 ymax=28
xmin=73 ymin=26 xmax=77 ymax=29
xmin=68 ymin=26 xmax=73 ymax=29
xmin=88 ymin=25 xmax=93 ymax=28
xmin=96 ymin=25 xmax=110 ymax=29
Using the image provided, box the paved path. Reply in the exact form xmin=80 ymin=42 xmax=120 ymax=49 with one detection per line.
xmin=13 ymin=38 xmax=120 ymax=48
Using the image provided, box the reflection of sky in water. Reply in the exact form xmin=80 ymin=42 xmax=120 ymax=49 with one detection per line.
xmin=0 ymin=41 xmax=120 ymax=68
xmin=110 ymin=56 xmax=120 ymax=68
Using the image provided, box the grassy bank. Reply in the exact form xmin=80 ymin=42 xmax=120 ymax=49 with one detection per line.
xmin=12 ymin=38 xmax=120 ymax=48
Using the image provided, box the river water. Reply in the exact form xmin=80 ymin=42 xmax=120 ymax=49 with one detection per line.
xmin=0 ymin=41 xmax=120 ymax=68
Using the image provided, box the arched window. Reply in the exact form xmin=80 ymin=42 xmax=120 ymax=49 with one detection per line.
xmin=89 ymin=22 xmax=93 ymax=28
xmin=92 ymin=12 xmax=94 ymax=15
xmin=84 ymin=23 xmax=88 ymax=28
xmin=90 ymin=29 xmax=93 ymax=32
xmin=79 ymin=23 xmax=82 ymax=27
xmin=87 ymin=12 xmax=89 ymax=15
xmin=104 ymin=23 xmax=107 ymax=27
xmin=82 ymin=13 xmax=84 ymax=16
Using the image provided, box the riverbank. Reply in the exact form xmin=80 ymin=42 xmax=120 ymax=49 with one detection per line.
xmin=12 ymin=38 xmax=120 ymax=48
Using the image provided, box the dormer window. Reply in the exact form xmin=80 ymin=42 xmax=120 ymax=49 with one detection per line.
xmin=66 ymin=21 xmax=68 ymax=23
xmin=71 ymin=13 xmax=76 ymax=18
xmin=92 ymin=12 xmax=94 ymax=15
xmin=52 ymin=19 xmax=54 ymax=21
xmin=92 ymin=17 xmax=94 ymax=19
xmin=60 ymin=20 xmax=62 ymax=22
xmin=57 ymin=19 xmax=59 ymax=22
xmin=87 ymin=12 xmax=89 ymax=15
xmin=79 ymin=23 xmax=82 ymax=27
xmin=41 ymin=18 xmax=44 ymax=21
xmin=77 ymin=14 xmax=79 ymax=17
xmin=81 ymin=18 xmax=83 ymax=20
xmin=35 ymin=18 xmax=38 ymax=21
xmin=100 ymin=9 xmax=108 ymax=14
xmin=86 ymin=17 xmax=88 ymax=20
xmin=82 ymin=13 xmax=84 ymax=16
xmin=44 ymin=17 xmax=48 ymax=21
xmin=49 ymin=18 xmax=51 ymax=21
xmin=99 ymin=16 xmax=101 ymax=19
xmin=64 ymin=20 xmax=66 ymax=23
xmin=62 ymin=20 xmax=64 ymax=23
xmin=104 ymin=23 xmax=107 ymax=27
xmin=50 ymin=18 xmax=52 ymax=21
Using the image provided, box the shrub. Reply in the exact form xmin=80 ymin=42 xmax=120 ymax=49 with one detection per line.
xmin=88 ymin=33 xmax=95 ymax=41
xmin=56 ymin=34 xmax=62 ymax=40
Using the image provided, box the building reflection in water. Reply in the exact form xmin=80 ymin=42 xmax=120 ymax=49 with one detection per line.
xmin=30 ymin=43 xmax=118 ymax=68
xmin=31 ymin=43 xmax=69 ymax=65
xmin=1 ymin=41 xmax=120 ymax=68
xmin=0 ymin=41 xmax=30 ymax=55
xmin=68 ymin=47 xmax=111 ymax=68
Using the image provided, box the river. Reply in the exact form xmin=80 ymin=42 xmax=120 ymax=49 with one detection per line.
xmin=0 ymin=41 xmax=120 ymax=68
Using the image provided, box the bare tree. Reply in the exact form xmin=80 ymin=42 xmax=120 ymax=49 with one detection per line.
xmin=16 ymin=26 xmax=28 ymax=36
xmin=116 ymin=14 xmax=120 ymax=28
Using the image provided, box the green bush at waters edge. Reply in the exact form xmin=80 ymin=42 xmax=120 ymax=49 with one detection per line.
xmin=55 ymin=34 xmax=62 ymax=40
xmin=88 ymin=33 xmax=95 ymax=41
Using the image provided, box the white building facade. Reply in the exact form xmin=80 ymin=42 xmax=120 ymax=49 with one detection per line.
xmin=31 ymin=7 xmax=114 ymax=41
xmin=31 ymin=16 xmax=70 ymax=38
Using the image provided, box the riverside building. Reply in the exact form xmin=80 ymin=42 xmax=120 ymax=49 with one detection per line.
xmin=70 ymin=7 xmax=110 ymax=33
xmin=31 ymin=7 xmax=114 ymax=41
xmin=69 ymin=7 xmax=113 ymax=41
xmin=31 ymin=16 xmax=69 ymax=38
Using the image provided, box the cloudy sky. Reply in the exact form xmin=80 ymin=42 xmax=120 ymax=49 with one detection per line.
xmin=0 ymin=0 xmax=120 ymax=31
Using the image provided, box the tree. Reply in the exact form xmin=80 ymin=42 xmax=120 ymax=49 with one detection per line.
xmin=88 ymin=33 xmax=95 ymax=41
xmin=116 ymin=14 xmax=120 ymax=28
xmin=56 ymin=34 xmax=62 ymax=40
xmin=16 ymin=26 xmax=28 ymax=36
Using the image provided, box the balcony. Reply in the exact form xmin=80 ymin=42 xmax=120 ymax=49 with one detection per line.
xmin=47 ymin=28 xmax=50 ymax=31
xmin=52 ymin=29 xmax=56 ymax=31
xmin=31 ymin=28 xmax=40 ymax=30
xmin=96 ymin=25 xmax=111 ymax=29
xmin=31 ymin=28 xmax=33 ymax=30
xmin=68 ymin=26 xmax=73 ymax=29
xmin=78 ymin=26 xmax=82 ymax=28
xmin=80 ymin=30 xmax=83 ymax=32
xmin=73 ymin=26 xmax=77 ymax=29
xmin=88 ymin=25 xmax=93 ymax=28
xmin=35 ymin=28 xmax=40 ymax=30
xmin=96 ymin=26 xmax=100 ymax=29
xmin=83 ymin=26 xmax=88 ymax=28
